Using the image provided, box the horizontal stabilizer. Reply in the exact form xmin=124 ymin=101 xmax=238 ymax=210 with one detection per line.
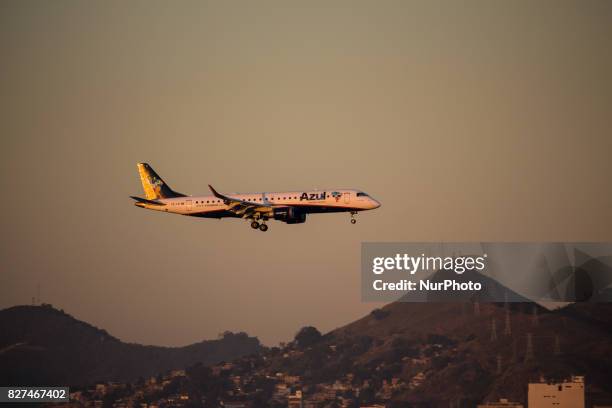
xmin=129 ymin=196 xmax=166 ymax=206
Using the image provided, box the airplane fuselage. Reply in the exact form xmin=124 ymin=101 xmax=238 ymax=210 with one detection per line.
xmin=131 ymin=163 xmax=380 ymax=231
xmin=135 ymin=189 xmax=380 ymax=219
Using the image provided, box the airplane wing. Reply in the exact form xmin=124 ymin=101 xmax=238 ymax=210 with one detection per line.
xmin=208 ymin=185 xmax=274 ymax=218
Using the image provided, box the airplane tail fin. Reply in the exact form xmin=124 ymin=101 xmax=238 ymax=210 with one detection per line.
xmin=136 ymin=163 xmax=186 ymax=200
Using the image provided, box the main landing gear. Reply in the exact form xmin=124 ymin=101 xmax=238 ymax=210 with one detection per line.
xmin=250 ymin=220 xmax=269 ymax=232
xmin=350 ymin=211 xmax=357 ymax=224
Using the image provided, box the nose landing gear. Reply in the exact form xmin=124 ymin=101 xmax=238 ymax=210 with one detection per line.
xmin=350 ymin=211 xmax=357 ymax=224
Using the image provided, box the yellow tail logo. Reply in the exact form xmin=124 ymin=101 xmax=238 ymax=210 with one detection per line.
xmin=137 ymin=163 xmax=184 ymax=200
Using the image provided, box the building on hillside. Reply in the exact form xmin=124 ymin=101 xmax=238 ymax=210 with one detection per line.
xmin=284 ymin=375 xmax=301 ymax=385
xmin=303 ymin=400 xmax=324 ymax=408
xmin=477 ymin=398 xmax=523 ymax=408
xmin=528 ymin=375 xmax=585 ymax=408
xmin=223 ymin=401 xmax=249 ymax=408
xmin=288 ymin=390 xmax=303 ymax=408
xmin=169 ymin=369 xmax=186 ymax=378
xmin=409 ymin=372 xmax=426 ymax=389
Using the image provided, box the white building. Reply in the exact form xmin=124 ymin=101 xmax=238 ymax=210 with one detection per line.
xmin=528 ymin=375 xmax=584 ymax=408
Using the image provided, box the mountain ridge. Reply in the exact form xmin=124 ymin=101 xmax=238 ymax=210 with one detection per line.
xmin=0 ymin=304 xmax=263 ymax=386
xmin=3 ymin=298 xmax=612 ymax=406
xmin=316 ymin=300 xmax=612 ymax=405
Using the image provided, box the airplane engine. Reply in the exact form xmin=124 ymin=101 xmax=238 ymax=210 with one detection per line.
xmin=273 ymin=207 xmax=306 ymax=224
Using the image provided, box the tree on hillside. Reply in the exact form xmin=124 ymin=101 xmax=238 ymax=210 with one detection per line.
xmin=294 ymin=326 xmax=322 ymax=348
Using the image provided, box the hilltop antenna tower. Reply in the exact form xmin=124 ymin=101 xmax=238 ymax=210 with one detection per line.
xmin=525 ymin=333 xmax=534 ymax=362
xmin=531 ymin=305 xmax=539 ymax=327
xmin=504 ymin=308 xmax=512 ymax=336
xmin=554 ymin=334 xmax=561 ymax=356
xmin=491 ymin=318 xmax=497 ymax=341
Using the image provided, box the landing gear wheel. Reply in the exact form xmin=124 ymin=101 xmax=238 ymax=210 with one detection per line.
xmin=259 ymin=223 xmax=268 ymax=232
xmin=350 ymin=211 xmax=357 ymax=224
xmin=251 ymin=221 xmax=260 ymax=229
xmin=350 ymin=218 xmax=357 ymax=224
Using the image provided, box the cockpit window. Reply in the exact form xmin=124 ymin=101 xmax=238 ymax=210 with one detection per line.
xmin=357 ymin=192 xmax=369 ymax=197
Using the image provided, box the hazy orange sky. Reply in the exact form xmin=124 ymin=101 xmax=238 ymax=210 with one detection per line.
xmin=1 ymin=1 xmax=611 ymax=346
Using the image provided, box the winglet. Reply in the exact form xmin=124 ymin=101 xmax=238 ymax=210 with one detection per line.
xmin=208 ymin=184 xmax=222 ymax=198
xmin=209 ymin=185 xmax=231 ymax=203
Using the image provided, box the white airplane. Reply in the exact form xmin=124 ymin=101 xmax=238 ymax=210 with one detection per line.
xmin=130 ymin=163 xmax=381 ymax=231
